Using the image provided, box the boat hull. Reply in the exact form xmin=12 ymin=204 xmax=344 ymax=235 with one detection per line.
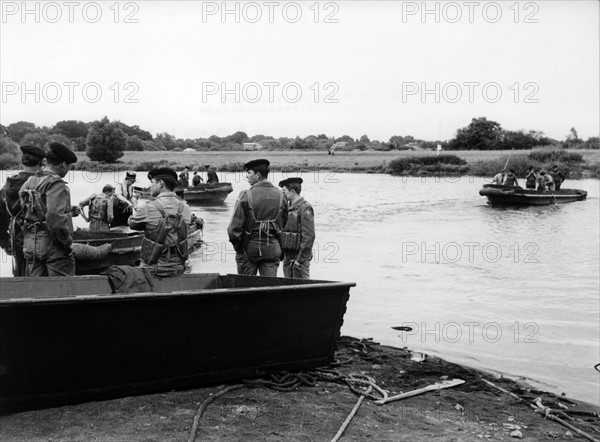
xmin=135 ymin=183 xmax=234 ymax=204
xmin=73 ymin=227 xmax=203 ymax=275
xmin=479 ymin=184 xmax=587 ymax=206
xmin=0 ymin=274 xmax=353 ymax=413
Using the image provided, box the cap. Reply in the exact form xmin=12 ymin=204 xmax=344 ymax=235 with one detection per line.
xmin=47 ymin=142 xmax=77 ymax=164
xmin=279 ymin=177 xmax=303 ymax=187
xmin=102 ymin=184 xmax=115 ymax=193
xmin=147 ymin=167 xmax=177 ymax=182
xmin=244 ymin=159 xmax=270 ymax=172
xmin=20 ymin=144 xmax=46 ymax=159
xmin=125 ymin=171 xmax=137 ymax=180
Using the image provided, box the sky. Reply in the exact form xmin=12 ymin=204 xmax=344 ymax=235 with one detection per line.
xmin=1 ymin=0 xmax=599 ymax=142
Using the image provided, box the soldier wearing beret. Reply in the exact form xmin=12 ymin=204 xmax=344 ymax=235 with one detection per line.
xmin=227 ymin=159 xmax=288 ymax=276
xmin=205 ymin=164 xmax=219 ymax=184
xmin=19 ymin=142 xmax=80 ymax=277
xmin=128 ymin=167 xmax=192 ymax=277
xmin=78 ymin=184 xmax=116 ymax=231
xmin=278 ymin=177 xmax=316 ymax=279
xmin=0 ymin=145 xmax=46 ymax=276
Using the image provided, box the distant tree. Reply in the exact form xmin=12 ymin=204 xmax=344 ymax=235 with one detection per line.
xmin=567 ymin=127 xmax=581 ymax=142
xmin=6 ymin=121 xmax=39 ymax=143
xmin=335 ymin=135 xmax=354 ymax=143
xmin=499 ymin=130 xmax=544 ymax=150
xmin=86 ymin=117 xmax=126 ymax=162
xmin=388 ymin=135 xmax=405 ymax=149
xmin=142 ymin=140 xmax=166 ymax=151
xmin=115 ymin=122 xmax=153 ymax=141
xmin=52 ymin=120 xmax=89 ymax=139
xmin=19 ymin=132 xmax=50 ymax=147
xmin=155 ymin=132 xmax=177 ymax=150
xmin=0 ymin=124 xmax=7 ymax=137
xmin=317 ymin=134 xmax=329 ymax=140
xmin=583 ymin=136 xmax=599 ymax=149
xmin=224 ymin=131 xmax=249 ymax=145
xmin=72 ymin=137 xmax=87 ymax=151
xmin=0 ymin=136 xmax=21 ymax=169
xmin=359 ymin=135 xmax=370 ymax=143
xmin=126 ymin=135 xmax=145 ymax=151
xmin=449 ymin=117 xmax=503 ymax=150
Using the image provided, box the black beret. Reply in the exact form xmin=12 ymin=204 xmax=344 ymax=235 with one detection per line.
xmin=47 ymin=142 xmax=77 ymax=164
xmin=287 ymin=177 xmax=303 ymax=185
xmin=125 ymin=171 xmax=137 ymax=180
xmin=20 ymin=144 xmax=45 ymax=159
xmin=244 ymin=159 xmax=270 ymax=171
xmin=278 ymin=179 xmax=289 ymax=187
xmin=148 ymin=167 xmax=177 ymax=182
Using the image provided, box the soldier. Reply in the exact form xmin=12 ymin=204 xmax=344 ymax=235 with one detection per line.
xmin=227 ymin=159 xmax=288 ymax=277
xmin=537 ymin=171 xmax=555 ymax=192
xmin=550 ymin=165 xmax=566 ymax=190
xmin=78 ymin=184 xmax=115 ymax=231
xmin=491 ymin=168 xmax=506 ymax=184
xmin=524 ymin=166 xmax=537 ymax=189
xmin=205 ymin=164 xmax=219 ymax=184
xmin=128 ymin=167 xmax=191 ymax=277
xmin=116 ymin=171 xmax=138 ymax=209
xmin=0 ymin=145 xmax=46 ymax=276
xmin=178 ymin=167 xmax=190 ymax=188
xmin=19 ymin=142 xmax=80 ymax=277
xmin=192 ymin=170 xmax=203 ymax=187
xmin=503 ymin=169 xmax=519 ymax=186
xmin=278 ymin=177 xmax=315 ymax=279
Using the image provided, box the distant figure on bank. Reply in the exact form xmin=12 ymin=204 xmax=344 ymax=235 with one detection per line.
xmin=192 ymin=170 xmax=203 ymax=187
xmin=116 ymin=171 xmax=138 ymax=210
xmin=503 ymin=169 xmax=519 ymax=186
xmin=278 ymin=177 xmax=315 ymax=279
xmin=492 ymin=168 xmax=506 ymax=184
xmin=524 ymin=166 xmax=537 ymax=189
xmin=227 ymin=159 xmax=288 ymax=277
xmin=78 ymin=184 xmax=115 ymax=231
xmin=179 ymin=167 xmax=190 ymax=188
xmin=129 ymin=168 xmax=192 ymax=277
xmin=19 ymin=142 xmax=80 ymax=277
xmin=205 ymin=165 xmax=219 ymax=184
xmin=436 ymin=144 xmax=443 ymax=156
xmin=550 ymin=165 xmax=566 ymax=190
xmin=537 ymin=171 xmax=555 ymax=192
xmin=0 ymin=145 xmax=46 ymax=276
xmin=328 ymin=146 xmax=335 ymax=156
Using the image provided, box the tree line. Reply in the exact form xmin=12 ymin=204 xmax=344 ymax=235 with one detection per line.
xmin=0 ymin=116 xmax=598 ymax=166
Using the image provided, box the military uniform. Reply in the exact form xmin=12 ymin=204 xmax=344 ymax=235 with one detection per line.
xmin=550 ymin=168 xmax=566 ymax=190
xmin=281 ymin=196 xmax=315 ymax=279
xmin=206 ymin=169 xmax=219 ymax=184
xmin=79 ymin=192 xmax=115 ymax=231
xmin=129 ymin=191 xmax=191 ymax=277
xmin=227 ymin=160 xmax=288 ymax=277
xmin=525 ymin=170 xmax=537 ymax=189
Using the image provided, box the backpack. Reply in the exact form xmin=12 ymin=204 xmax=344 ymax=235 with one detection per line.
xmin=140 ymin=200 xmax=188 ymax=265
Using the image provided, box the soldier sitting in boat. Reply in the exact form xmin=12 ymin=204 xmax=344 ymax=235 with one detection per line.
xmin=191 ymin=169 xmax=203 ymax=187
xmin=537 ymin=171 xmax=555 ymax=192
xmin=524 ymin=166 xmax=537 ymax=189
xmin=491 ymin=168 xmax=506 ymax=184
xmin=129 ymin=168 xmax=192 ymax=277
xmin=550 ymin=165 xmax=566 ymax=190
xmin=78 ymin=185 xmax=116 ymax=231
xmin=205 ymin=164 xmax=219 ymax=184
xmin=0 ymin=145 xmax=46 ymax=276
xmin=503 ymin=169 xmax=519 ymax=186
xmin=178 ymin=167 xmax=190 ymax=188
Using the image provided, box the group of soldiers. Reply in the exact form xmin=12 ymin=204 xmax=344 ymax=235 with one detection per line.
xmin=177 ymin=165 xmax=219 ymax=188
xmin=1 ymin=146 xmax=316 ymax=280
xmin=492 ymin=165 xmax=566 ymax=191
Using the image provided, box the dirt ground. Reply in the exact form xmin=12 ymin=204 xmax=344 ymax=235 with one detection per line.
xmin=1 ymin=336 xmax=599 ymax=442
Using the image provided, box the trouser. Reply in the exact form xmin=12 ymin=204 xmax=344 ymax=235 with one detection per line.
xmin=89 ymin=219 xmax=111 ymax=231
xmin=10 ymin=229 xmax=27 ymax=277
xmin=23 ymin=230 xmax=75 ymax=277
xmin=282 ymin=255 xmax=310 ymax=279
xmin=235 ymin=252 xmax=280 ymax=277
xmin=139 ymin=248 xmax=186 ymax=277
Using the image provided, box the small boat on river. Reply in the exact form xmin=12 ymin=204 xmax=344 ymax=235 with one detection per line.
xmin=135 ymin=183 xmax=234 ymax=204
xmin=479 ymin=184 xmax=587 ymax=206
xmin=0 ymin=273 xmax=354 ymax=413
xmin=72 ymin=225 xmax=203 ymax=275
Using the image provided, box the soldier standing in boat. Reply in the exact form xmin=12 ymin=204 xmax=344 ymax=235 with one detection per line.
xmin=19 ymin=142 xmax=80 ymax=277
xmin=192 ymin=169 xmax=203 ymax=187
xmin=178 ymin=167 xmax=190 ymax=188
xmin=205 ymin=165 xmax=219 ymax=184
xmin=278 ymin=177 xmax=315 ymax=279
xmin=503 ymin=169 xmax=519 ymax=186
xmin=491 ymin=168 xmax=506 ymax=184
xmin=524 ymin=166 xmax=537 ymax=189
xmin=227 ymin=159 xmax=288 ymax=277
xmin=78 ymin=184 xmax=116 ymax=231
xmin=116 ymin=171 xmax=138 ymax=209
xmin=128 ymin=167 xmax=192 ymax=277
xmin=0 ymin=145 xmax=46 ymax=276
xmin=550 ymin=165 xmax=566 ymax=190
xmin=537 ymin=171 xmax=555 ymax=192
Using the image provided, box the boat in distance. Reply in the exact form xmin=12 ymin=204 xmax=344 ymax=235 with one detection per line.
xmin=72 ymin=225 xmax=203 ymax=275
xmin=0 ymin=273 xmax=354 ymax=413
xmin=134 ymin=182 xmax=234 ymax=204
xmin=479 ymin=184 xmax=587 ymax=206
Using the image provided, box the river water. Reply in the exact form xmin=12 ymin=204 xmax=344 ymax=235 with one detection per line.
xmin=1 ymin=170 xmax=599 ymax=405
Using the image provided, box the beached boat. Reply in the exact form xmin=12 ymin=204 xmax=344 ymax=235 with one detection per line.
xmin=135 ymin=183 xmax=234 ymax=204
xmin=479 ymin=184 xmax=587 ymax=206
xmin=0 ymin=273 xmax=354 ymax=413
xmin=72 ymin=225 xmax=203 ymax=275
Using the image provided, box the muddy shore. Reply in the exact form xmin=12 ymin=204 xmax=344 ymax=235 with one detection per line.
xmin=1 ymin=336 xmax=598 ymax=441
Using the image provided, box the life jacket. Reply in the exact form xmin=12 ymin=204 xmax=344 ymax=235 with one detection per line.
xmin=3 ymin=171 xmax=34 ymax=219
xmin=504 ymin=173 xmax=518 ymax=186
xmin=281 ymin=200 xmax=310 ymax=252
xmin=140 ymin=199 xmax=188 ymax=265
xmin=525 ymin=172 xmax=537 ymax=188
xmin=89 ymin=194 xmax=111 ymax=221
xmin=243 ymin=188 xmax=285 ymax=240
xmin=18 ymin=173 xmax=63 ymax=226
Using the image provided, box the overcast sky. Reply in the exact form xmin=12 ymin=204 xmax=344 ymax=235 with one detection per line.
xmin=1 ymin=0 xmax=598 ymax=142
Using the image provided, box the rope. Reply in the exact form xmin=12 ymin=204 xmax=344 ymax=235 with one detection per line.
xmin=330 ymin=385 xmax=372 ymax=442
xmin=188 ymin=384 xmax=245 ymax=442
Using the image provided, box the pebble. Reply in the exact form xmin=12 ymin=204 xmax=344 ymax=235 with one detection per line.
xmin=510 ymin=429 xmax=523 ymax=438
xmin=565 ymin=431 xmax=574 ymax=439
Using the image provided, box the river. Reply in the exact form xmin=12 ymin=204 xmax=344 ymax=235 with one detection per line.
xmin=1 ymin=170 xmax=599 ymax=405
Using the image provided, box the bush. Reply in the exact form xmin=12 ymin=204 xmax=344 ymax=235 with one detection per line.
xmin=387 ymin=155 xmax=467 ymax=175
xmin=0 ymin=136 xmax=20 ymax=169
xmin=528 ymin=148 xmax=583 ymax=164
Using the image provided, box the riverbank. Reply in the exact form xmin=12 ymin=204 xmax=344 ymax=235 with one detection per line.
xmin=1 ymin=336 xmax=598 ymax=441
xmin=71 ymin=149 xmax=600 ymax=178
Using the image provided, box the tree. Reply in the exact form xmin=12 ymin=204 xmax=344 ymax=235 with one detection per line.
xmin=567 ymin=127 xmax=581 ymax=142
xmin=359 ymin=135 xmax=370 ymax=143
xmin=19 ymin=132 xmax=50 ymax=147
xmin=0 ymin=136 xmax=21 ymax=169
xmin=86 ymin=117 xmax=126 ymax=162
xmin=126 ymin=135 xmax=145 ymax=151
xmin=449 ymin=117 xmax=503 ymax=150
xmin=6 ymin=121 xmax=39 ymax=143
xmin=224 ymin=131 xmax=249 ymax=145
xmin=52 ymin=120 xmax=89 ymax=139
